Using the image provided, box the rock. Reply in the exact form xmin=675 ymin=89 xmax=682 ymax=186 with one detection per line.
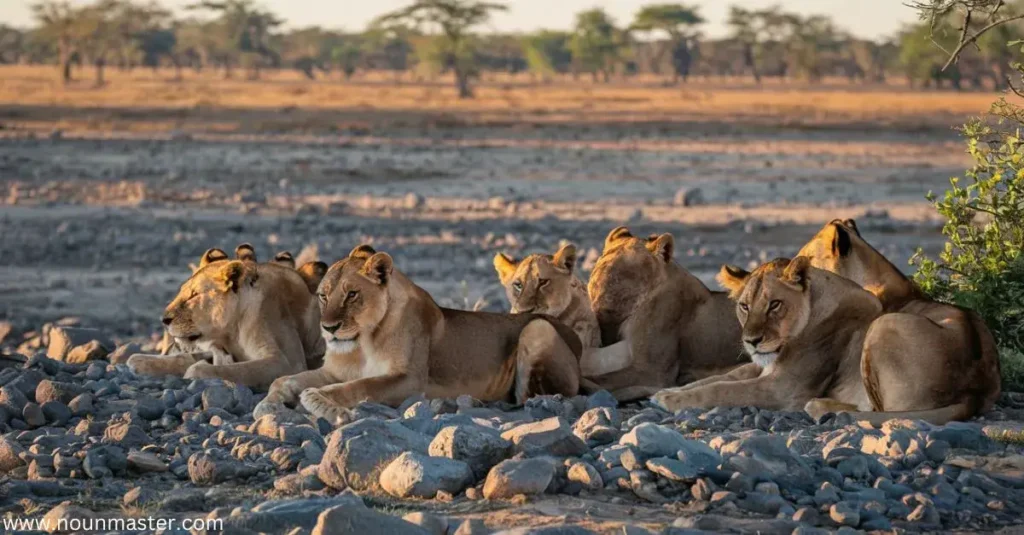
xmin=0 ymin=321 xmax=11 ymax=344
xmin=41 ymin=501 xmax=97 ymax=533
xmin=135 ymin=397 xmax=165 ymax=420
xmin=672 ymin=515 xmax=796 ymax=535
xmin=0 ymin=385 xmax=28 ymax=416
xmin=925 ymin=439 xmax=951 ymax=463
xmin=451 ymin=519 xmax=491 ymax=535
xmin=501 ymin=417 xmax=588 ymax=457
xmin=676 ymin=439 xmax=722 ymax=472
xmin=46 ymin=327 xmax=111 ymax=361
xmin=907 ymin=503 xmax=940 ymax=525
xmin=402 ymin=193 xmax=425 ymax=210
xmin=102 ymin=420 xmax=149 ymax=448
xmin=41 ymin=401 xmax=71 ymax=425
xmin=930 ymin=423 xmax=987 ymax=450
xmin=224 ymin=494 xmax=365 ymax=533
xmin=691 ymin=478 xmax=712 ymax=501
xmin=36 ymin=380 xmax=84 ymax=405
xmin=188 ymin=451 xmax=255 ymax=485
xmin=830 ymin=501 xmax=861 ymax=527
xmin=128 ymin=451 xmax=167 ymax=472
xmin=312 ymin=503 xmax=431 ymax=535
xmin=380 ymin=451 xmax=473 ymax=499
xmin=108 ymin=343 xmax=142 ymax=365
xmin=202 ymin=384 xmax=236 ymax=411
xmin=429 ymin=424 xmax=512 ymax=480
xmin=0 ymin=436 xmax=27 ymax=472
xmin=22 ymin=402 xmax=45 ymax=427
xmin=646 ymin=457 xmax=699 ymax=483
xmin=572 ymin=407 xmax=621 ymax=446
xmin=586 ymin=390 xmax=618 ymax=410
xmin=65 ymin=340 xmax=109 ymax=364
xmin=738 ymin=492 xmax=789 ymax=516
xmin=673 ymin=187 xmax=705 ymax=207
xmin=123 ymin=486 xmax=159 ymax=507
xmin=68 ymin=393 xmax=94 ymax=416
xmin=567 ymin=461 xmax=603 ymax=490
xmin=403 ymin=512 xmax=448 ymax=535
xmin=483 ymin=458 xmax=555 ymax=499
xmin=719 ymin=435 xmax=813 ymax=492
xmin=619 ymin=422 xmax=691 ymax=458
xmin=319 ymin=419 xmax=431 ymax=491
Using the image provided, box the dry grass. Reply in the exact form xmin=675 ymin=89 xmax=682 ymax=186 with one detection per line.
xmin=0 ymin=64 xmax=1011 ymax=135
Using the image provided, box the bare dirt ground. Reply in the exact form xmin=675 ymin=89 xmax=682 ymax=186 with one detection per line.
xmin=4 ymin=68 xmax=1023 ymax=534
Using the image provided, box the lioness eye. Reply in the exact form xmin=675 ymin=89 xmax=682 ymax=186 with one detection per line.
xmin=347 ymin=290 xmax=358 ymax=300
xmin=739 ymin=303 xmax=749 ymax=312
xmin=768 ymin=300 xmax=782 ymax=312
xmin=538 ymin=278 xmax=549 ymax=287
xmin=512 ymin=281 xmax=523 ymax=294
xmin=317 ymin=292 xmax=327 ymax=303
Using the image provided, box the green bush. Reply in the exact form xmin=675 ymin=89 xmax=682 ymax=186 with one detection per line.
xmin=911 ymin=114 xmax=1024 ymax=389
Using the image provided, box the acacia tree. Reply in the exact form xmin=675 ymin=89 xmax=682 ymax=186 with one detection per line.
xmin=187 ymin=0 xmax=282 ymax=79
xmin=522 ymin=30 xmax=571 ymax=81
xmin=569 ymin=8 xmax=620 ymax=82
xmin=375 ymin=0 xmax=507 ymax=98
xmin=32 ymin=1 xmax=80 ymax=84
xmin=630 ymin=4 xmax=703 ymax=83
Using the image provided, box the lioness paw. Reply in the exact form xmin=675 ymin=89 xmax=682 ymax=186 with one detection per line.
xmin=184 ymin=360 xmax=217 ymax=380
xmin=300 ymin=388 xmax=353 ymax=426
xmin=651 ymin=388 xmax=690 ymax=414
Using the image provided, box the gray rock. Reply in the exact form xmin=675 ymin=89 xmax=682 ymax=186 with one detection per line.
xmin=719 ymin=434 xmax=813 ymax=491
xmin=188 ymin=451 xmax=256 ymax=485
xmin=738 ymin=492 xmax=789 ymax=515
xmin=36 ymin=380 xmax=84 ymax=405
xmin=830 ymin=501 xmax=861 ymax=527
xmin=0 ymin=385 xmax=28 ymax=416
xmin=102 ymin=420 xmax=149 ymax=448
xmin=319 ymin=418 xmax=431 ymax=491
xmin=646 ymin=457 xmax=699 ymax=483
xmin=567 ymin=461 xmax=603 ymax=490
xmin=483 ymin=457 xmax=555 ymax=499
xmin=380 ymin=451 xmax=473 ymax=499
xmin=312 ymin=503 xmax=430 ymax=535
xmin=224 ymin=494 xmax=365 ymax=533
xmin=572 ymin=407 xmax=621 ymax=446
xmin=403 ymin=512 xmax=448 ymax=535
xmin=22 ymin=402 xmax=45 ymax=427
xmin=619 ymin=422 xmax=691 ymax=458
xmin=135 ymin=397 xmax=165 ymax=420
xmin=42 ymin=502 xmax=97 ymax=533
xmin=127 ymin=451 xmax=167 ymax=472
xmin=46 ymin=327 xmax=112 ymax=361
xmin=429 ymin=424 xmax=512 ymax=480
xmin=0 ymin=436 xmax=26 ymax=472
xmin=65 ymin=340 xmax=109 ymax=364
xmin=671 ymin=514 xmax=796 ymax=535
xmin=691 ymin=478 xmax=712 ymax=501
xmin=123 ymin=486 xmax=160 ymax=507
xmin=674 ymin=187 xmax=705 ymax=207
xmin=586 ymin=390 xmax=618 ymax=410
xmin=41 ymin=401 xmax=71 ymax=425
xmin=501 ymin=417 xmax=588 ymax=457
xmin=201 ymin=384 xmax=236 ymax=411
xmin=907 ymin=503 xmax=940 ymax=525
xmin=68 ymin=393 xmax=94 ymax=416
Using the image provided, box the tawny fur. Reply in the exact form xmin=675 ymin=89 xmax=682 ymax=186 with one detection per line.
xmin=256 ymin=245 xmax=583 ymax=424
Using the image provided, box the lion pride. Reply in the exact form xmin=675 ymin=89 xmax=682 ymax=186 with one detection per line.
xmin=255 ymin=245 xmax=583 ymax=423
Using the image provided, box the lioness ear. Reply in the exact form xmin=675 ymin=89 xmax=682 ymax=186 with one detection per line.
xmin=604 ymin=226 xmax=632 ymax=250
xmin=831 ymin=224 xmax=853 ymax=257
xmin=349 ymin=244 xmax=377 ymax=259
xmin=784 ymin=256 xmax=812 ymax=288
xmin=553 ymin=243 xmax=577 ymax=273
xmin=717 ymin=264 xmax=749 ymax=296
xmin=361 ymin=253 xmax=393 ymax=286
xmin=298 ymin=261 xmax=328 ymax=293
xmin=842 ymin=218 xmax=860 ymax=236
xmin=647 ymin=233 xmax=674 ymax=262
xmin=235 ymin=243 xmax=257 ymax=263
xmin=273 ymin=251 xmax=296 ymax=268
xmin=493 ymin=253 xmax=518 ymax=285
xmin=200 ymin=248 xmax=228 ymax=268
xmin=220 ymin=261 xmax=246 ymax=293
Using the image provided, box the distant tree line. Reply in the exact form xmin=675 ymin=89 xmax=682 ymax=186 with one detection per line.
xmin=3 ymin=0 xmax=1022 ymax=96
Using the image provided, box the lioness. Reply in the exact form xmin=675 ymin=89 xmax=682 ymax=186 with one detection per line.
xmin=493 ymin=243 xmax=601 ymax=350
xmin=255 ymin=245 xmax=583 ymax=424
xmin=793 ymin=218 xmax=1001 ymax=422
xmin=582 ymin=227 xmax=746 ymax=400
xmin=653 ymin=256 xmax=1000 ymax=425
xmin=128 ymin=245 xmax=328 ymax=388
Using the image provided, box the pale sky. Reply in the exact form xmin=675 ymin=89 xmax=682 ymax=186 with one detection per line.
xmin=1 ymin=0 xmax=919 ymax=39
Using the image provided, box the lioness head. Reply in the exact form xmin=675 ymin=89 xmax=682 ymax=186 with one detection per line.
xmin=796 ymin=218 xmax=871 ymax=282
xmin=493 ymin=243 xmax=581 ymax=316
xmin=317 ymin=245 xmax=393 ymax=355
xmin=163 ymin=248 xmax=259 ymax=351
xmin=588 ymin=226 xmax=675 ymax=344
xmin=716 ymin=257 xmax=813 ymax=369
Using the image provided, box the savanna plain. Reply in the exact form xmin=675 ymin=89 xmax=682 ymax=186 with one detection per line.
xmin=2 ymin=66 xmax=1024 ymax=533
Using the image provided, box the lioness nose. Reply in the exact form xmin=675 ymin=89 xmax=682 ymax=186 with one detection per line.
xmin=162 ymin=315 xmax=173 ymax=325
xmin=744 ymin=335 xmax=763 ymax=347
xmin=322 ymin=323 xmax=341 ymax=334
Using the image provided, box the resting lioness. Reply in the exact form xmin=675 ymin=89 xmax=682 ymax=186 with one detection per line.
xmin=128 ymin=245 xmax=328 ymax=389
xmin=255 ymin=245 xmax=583 ymax=424
xmin=653 ymin=257 xmax=1000 ymax=425
xmin=493 ymin=243 xmax=601 ymax=350
xmin=581 ymin=227 xmax=746 ymax=400
xmin=794 ymin=218 xmax=1001 ymax=422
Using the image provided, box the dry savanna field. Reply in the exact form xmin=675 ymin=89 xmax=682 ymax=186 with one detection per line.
xmin=5 ymin=65 xmax=1024 ymax=533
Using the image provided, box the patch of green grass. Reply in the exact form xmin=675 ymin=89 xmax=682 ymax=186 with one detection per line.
xmin=1001 ymin=347 xmax=1024 ymax=393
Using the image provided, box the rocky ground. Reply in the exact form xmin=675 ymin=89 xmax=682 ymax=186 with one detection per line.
xmin=2 ymin=327 xmax=1024 ymax=534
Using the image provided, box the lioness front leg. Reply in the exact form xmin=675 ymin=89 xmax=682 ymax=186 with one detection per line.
xmin=514 ymin=319 xmax=581 ymax=403
xmin=253 ymin=368 xmax=338 ymax=419
xmin=652 ymin=376 xmax=790 ymax=413
xmin=671 ymin=363 xmax=763 ymax=392
xmin=580 ymin=340 xmax=631 ymax=378
xmin=128 ymin=352 xmax=205 ymax=377
xmin=300 ymin=373 xmax=422 ymax=424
